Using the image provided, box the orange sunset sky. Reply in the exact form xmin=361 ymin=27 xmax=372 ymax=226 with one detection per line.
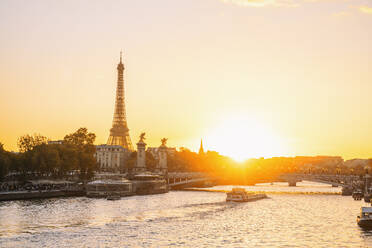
xmin=0 ymin=0 xmax=371 ymax=161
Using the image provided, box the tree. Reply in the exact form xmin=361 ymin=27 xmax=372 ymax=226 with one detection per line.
xmin=0 ymin=143 xmax=10 ymax=180
xmin=56 ymin=144 xmax=78 ymax=176
xmin=17 ymin=134 xmax=48 ymax=152
xmin=31 ymin=144 xmax=61 ymax=176
xmin=63 ymin=128 xmax=96 ymax=180
xmin=64 ymin=128 xmax=95 ymax=149
xmin=1 ymin=128 xmax=97 ymax=181
xmin=146 ymin=151 xmax=157 ymax=172
xmin=126 ymin=152 xmax=137 ymax=173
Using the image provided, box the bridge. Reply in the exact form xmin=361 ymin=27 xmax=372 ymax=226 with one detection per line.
xmin=165 ymin=172 xmax=363 ymax=190
xmin=279 ymin=173 xmax=361 ymax=187
xmin=167 ymin=172 xmax=215 ymax=189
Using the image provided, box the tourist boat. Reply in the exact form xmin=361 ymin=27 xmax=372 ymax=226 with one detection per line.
xmin=226 ymin=188 xmax=267 ymax=202
xmin=357 ymin=207 xmax=372 ymax=228
xmin=352 ymin=190 xmax=363 ymax=200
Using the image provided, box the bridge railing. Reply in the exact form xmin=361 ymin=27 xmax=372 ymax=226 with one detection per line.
xmin=279 ymin=173 xmax=361 ymax=186
xmin=167 ymin=172 xmax=207 ymax=179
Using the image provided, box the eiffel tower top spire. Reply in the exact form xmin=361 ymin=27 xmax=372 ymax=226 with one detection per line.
xmin=107 ymin=52 xmax=133 ymax=150
xmin=117 ymin=51 xmax=124 ymax=70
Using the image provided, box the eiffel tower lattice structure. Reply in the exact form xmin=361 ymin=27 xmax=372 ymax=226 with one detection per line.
xmin=107 ymin=52 xmax=134 ymax=151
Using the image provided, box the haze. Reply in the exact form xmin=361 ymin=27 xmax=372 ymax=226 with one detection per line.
xmin=0 ymin=0 xmax=371 ymax=161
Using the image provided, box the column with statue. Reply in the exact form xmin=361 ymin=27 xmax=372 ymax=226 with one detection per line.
xmin=136 ymin=133 xmax=147 ymax=173
xmin=158 ymin=138 xmax=168 ymax=175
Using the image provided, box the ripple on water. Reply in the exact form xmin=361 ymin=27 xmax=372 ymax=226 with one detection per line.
xmin=0 ymin=185 xmax=370 ymax=247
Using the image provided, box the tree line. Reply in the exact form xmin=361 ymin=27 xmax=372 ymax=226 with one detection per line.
xmin=0 ymin=128 xmax=97 ymax=181
xmin=2 ymin=129 xmax=371 ymax=184
xmin=167 ymin=151 xmax=372 ymax=184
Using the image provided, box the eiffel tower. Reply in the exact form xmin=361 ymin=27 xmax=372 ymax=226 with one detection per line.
xmin=107 ymin=52 xmax=133 ymax=150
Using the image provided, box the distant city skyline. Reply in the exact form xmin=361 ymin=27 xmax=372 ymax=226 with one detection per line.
xmin=0 ymin=0 xmax=371 ymax=160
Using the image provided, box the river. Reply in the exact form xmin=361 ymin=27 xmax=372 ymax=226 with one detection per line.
xmin=0 ymin=182 xmax=371 ymax=247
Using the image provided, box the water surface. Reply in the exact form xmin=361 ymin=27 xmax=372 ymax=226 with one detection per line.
xmin=0 ymin=182 xmax=370 ymax=247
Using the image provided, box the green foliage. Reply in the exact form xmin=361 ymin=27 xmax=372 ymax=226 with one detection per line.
xmin=145 ymin=151 xmax=157 ymax=172
xmin=31 ymin=144 xmax=61 ymax=175
xmin=57 ymin=144 xmax=78 ymax=176
xmin=166 ymin=148 xmax=232 ymax=174
xmin=17 ymin=134 xmax=48 ymax=152
xmin=0 ymin=128 xmax=97 ymax=182
xmin=0 ymin=143 xmax=10 ymax=180
xmin=63 ymin=128 xmax=97 ymax=180
xmin=126 ymin=152 xmax=137 ymax=172
xmin=64 ymin=128 xmax=95 ymax=148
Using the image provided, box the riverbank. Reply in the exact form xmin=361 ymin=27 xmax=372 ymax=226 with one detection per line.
xmin=1 ymin=175 xmax=168 ymax=201
xmin=0 ymin=190 xmax=85 ymax=201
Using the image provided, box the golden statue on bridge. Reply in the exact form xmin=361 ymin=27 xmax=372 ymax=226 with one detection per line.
xmin=139 ymin=132 xmax=146 ymax=143
xmin=161 ymin=138 xmax=168 ymax=146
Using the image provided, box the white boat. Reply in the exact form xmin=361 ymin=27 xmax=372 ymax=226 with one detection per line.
xmin=357 ymin=207 xmax=372 ymax=228
xmin=352 ymin=190 xmax=363 ymax=200
xmin=226 ymin=188 xmax=267 ymax=202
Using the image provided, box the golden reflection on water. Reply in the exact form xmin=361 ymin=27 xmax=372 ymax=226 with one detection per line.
xmin=0 ymin=182 xmax=371 ymax=247
xmin=186 ymin=188 xmax=341 ymax=195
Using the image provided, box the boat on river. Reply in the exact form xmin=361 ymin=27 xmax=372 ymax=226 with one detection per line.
xmin=357 ymin=207 xmax=372 ymax=228
xmin=226 ymin=188 xmax=267 ymax=202
xmin=352 ymin=190 xmax=363 ymax=200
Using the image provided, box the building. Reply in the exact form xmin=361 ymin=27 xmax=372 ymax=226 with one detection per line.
xmin=344 ymin=159 xmax=370 ymax=168
xmin=48 ymin=140 xmax=64 ymax=145
xmin=95 ymin=53 xmax=134 ymax=172
xmin=147 ymin=147 xmax=176 ymax=160
xmin=95 ymin=145 xmax=131 ymax=172
xmin=97 ymin=54 xmax=171 ymax=174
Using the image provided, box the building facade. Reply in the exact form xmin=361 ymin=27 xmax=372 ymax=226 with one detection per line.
xmin=95 ymin=145 xmax=131 ymax=172
xmin=47 ymin=140 xmax=64 ymax=145
xmin=147 ymin=147 xmax=176 ymax=160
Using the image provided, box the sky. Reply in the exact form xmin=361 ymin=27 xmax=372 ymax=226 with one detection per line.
xmin=0 ymin=0 xmax=371 ymax=161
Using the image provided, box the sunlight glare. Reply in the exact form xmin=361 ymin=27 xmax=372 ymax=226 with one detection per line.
xmin=205 ymin=115 xmax=287 ymax=162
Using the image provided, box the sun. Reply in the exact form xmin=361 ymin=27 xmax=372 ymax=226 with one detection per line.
xmin=204 ymin=115 xmax=288 ymax=162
